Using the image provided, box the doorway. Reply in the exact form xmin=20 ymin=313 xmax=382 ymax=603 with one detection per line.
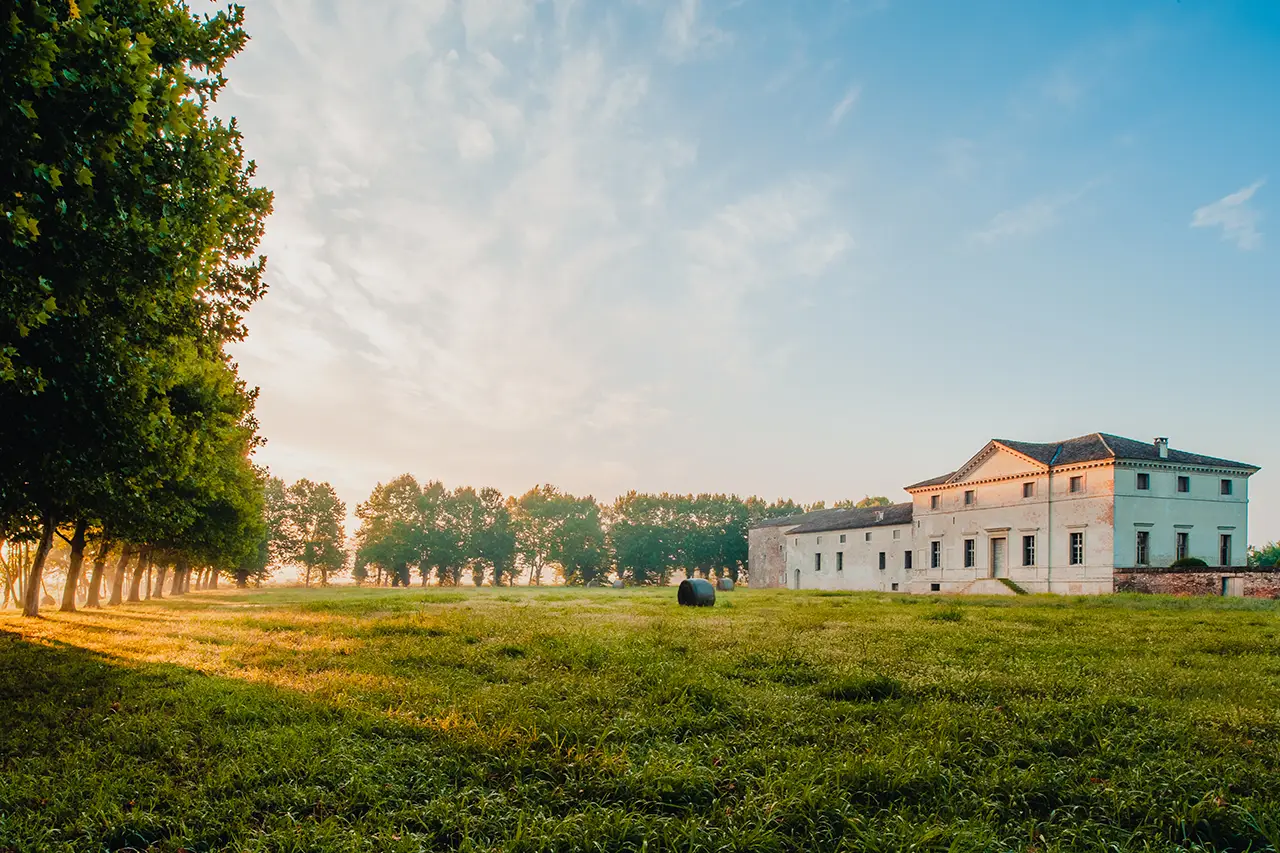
xmin=990 ymin=537 xmax=1007 ymax=578
xmin=794 ymin=569 xmax=800 ymax=590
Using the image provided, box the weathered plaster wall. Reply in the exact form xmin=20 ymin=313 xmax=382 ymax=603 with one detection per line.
xmin=747 ymin=526 xmax=790 ymax=588
xmin=1113 ymin=464 xmax=1251 ymax=568
xmin=1114 ymin=569 xmax=1280 ymax=598
xmin=785 ymin=524 xmax=912 ymax=591
xmin=909 ymin=455 xmax=1116 ymax=595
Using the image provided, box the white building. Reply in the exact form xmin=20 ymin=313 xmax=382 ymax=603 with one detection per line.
xmin=751 ymin=433 xmax=1259 ymax=595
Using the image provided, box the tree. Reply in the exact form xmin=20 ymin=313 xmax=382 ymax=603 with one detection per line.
xmin=550 ymin=496 xmax=607 ymax=585
xmin=2 ymin=0 xmax=271 ymax=616
xmin=284 ymin=480 xmax=346 ymax=587
xmin=472 ymin=488 xmax=517 ymax=586
xmin=512 ymin=485 xmax=562 ymax=586
xmin=1249 ymin=542 xmax=1280 ymax=568
xmin=355 ymin=475 xmax=422 ymax=587
xmin=609 ymin=492 xmax=682 ymax=586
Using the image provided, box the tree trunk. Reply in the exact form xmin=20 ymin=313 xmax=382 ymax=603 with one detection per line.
xmin=209 ymin=570 xmax=219 ymax=589
xmin=21 ymin=514 xmax=56 ymax=617
xmin=304 ymin=564 xmax=312 ymax=587
xmin=171 ymin=556 xmax=187 ymax=595
xmin=108 ymin=544 xmax=134 ymax=606
xmin=127 ymin=549 xmax=149 ymax=603
xmin=59 ymin=519 xmax=90 ymax=612
xmin=153 ymin=563 xmax=167 ymax=598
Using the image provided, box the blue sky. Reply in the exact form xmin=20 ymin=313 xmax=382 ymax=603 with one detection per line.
xmin=200 ymin=0 xmax=1279 ymax=545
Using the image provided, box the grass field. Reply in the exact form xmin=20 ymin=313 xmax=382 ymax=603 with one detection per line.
xmin=2 ymin=587 xmax=1279 ymax=852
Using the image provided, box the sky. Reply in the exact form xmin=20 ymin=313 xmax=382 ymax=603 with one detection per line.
xmin=196 ymin=0 xmax=1280 ymax=547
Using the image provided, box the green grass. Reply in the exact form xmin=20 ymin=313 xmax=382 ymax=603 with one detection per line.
xmin=2 ymin=587 xmax=1279 ymax=852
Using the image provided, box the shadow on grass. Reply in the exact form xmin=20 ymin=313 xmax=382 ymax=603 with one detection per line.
xmin=2 ymin=601 xmax=1280 ymax=853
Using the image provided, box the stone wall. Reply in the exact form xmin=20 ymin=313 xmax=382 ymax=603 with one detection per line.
xmin=747 ymin=525 xmax=790 ymax=588
xmin=1114 ymin=567 xmax=1280 ymax=598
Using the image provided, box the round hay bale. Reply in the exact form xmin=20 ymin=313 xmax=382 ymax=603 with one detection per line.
xmin=611 ymin=579 xmax=624 ymax=589
xmin=677 ymin=577 xmax=716 ymax=607
xmin=586 ymin=579 xmax=600 ymax=588
xmin=717 ymin=577 xmax=735 ymax=591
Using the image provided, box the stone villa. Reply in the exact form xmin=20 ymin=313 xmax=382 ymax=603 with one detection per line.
xmin=748 ymin=433 xmax=1269 ymax=596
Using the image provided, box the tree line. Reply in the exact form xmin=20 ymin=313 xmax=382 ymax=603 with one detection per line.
xmin=330 ymin=482 xmax=895 ymax=587
xmin=1 ymin=2 xmax=272 ymax=615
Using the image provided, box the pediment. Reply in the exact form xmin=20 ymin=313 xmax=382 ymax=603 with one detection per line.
xmin=951 ymin=441 xmax=1047 ymax=484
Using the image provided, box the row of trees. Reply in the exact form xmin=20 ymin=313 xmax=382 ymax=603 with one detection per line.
xmin=1 ymin=2 xmax=273 ymax=615
xmin=350 ymin=480 xmax=895 ymax=587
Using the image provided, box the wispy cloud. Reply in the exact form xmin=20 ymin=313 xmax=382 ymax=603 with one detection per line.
xmin=1191 ymin=180 xmax=1265 ymax=250
xmin=662 ymin=0 xmax=731 ymax=61
xmin=970 ymin=184 xmax=1094 ymax=245
xmin=828 ymin=84 xmax=862 ymax=126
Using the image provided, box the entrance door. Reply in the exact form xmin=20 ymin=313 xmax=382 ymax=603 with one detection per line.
xmin=1222 ymin=576 xmax=1244 ymax=597
xmin=990 ymin=538 xmax=1006 ymax=577
xmin=794 ymin=569 xmax=800 ymax=590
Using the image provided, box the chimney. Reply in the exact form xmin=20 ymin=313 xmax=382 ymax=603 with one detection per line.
xmin=1154 ymin=437 xmax=1169 ymax=459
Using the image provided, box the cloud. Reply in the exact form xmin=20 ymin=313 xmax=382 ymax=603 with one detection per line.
xmin=970 ymin=183 xmax=1094 ymax=245
xmin=662 ymin=0 xmax=730 ymax=61
xmin=828 ymin=84 xmax=862 ymax=126
xmin=1191 ymin=180 xmax=1265 ymax=250
xmin=679 ymin=177 xmax=854 ymax=369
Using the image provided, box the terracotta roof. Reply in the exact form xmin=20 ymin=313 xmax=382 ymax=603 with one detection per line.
xmin=784 ymin=502 xmax=914 ymax=534
xmin=905 ymin=432 xmax=1258 ymax=491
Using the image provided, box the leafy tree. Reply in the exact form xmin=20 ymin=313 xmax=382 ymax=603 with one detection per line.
xmin=609 ymin=492 xmax=682 ymax=586
xmin=284 ymin=480 xmax=346 ymax=587
xmin=2 ymin=0 xmax=270 ymax=615
xmin=416 ymin=481 xmax=461 ymax=586
xmin=1249 ymin=542 xmax=1280 ymax=568
xmin=355 ymin=475 xmax=422 ymax=586
xmin=472 ymin=488 xmax=517 ymax=586
xmin=512 ymin=485 xmax=562 ymax=586
xmin=550 ymin=496 xmax=608 ymax=585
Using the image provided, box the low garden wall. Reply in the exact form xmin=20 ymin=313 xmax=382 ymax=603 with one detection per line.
xmin=1114 ymin=567 xmax=1280 ymax=598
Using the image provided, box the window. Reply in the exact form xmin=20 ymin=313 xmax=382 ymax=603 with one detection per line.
xmin=904 ymin=551 xmax=913 ymax=569
xmin=963 ymin=538 xmax=976 ymax=568
xmin=964 ymin=490 xmax=975 ymax=506
xmin=1220 ymin=534 xmax=1232 ymax=567
xmin=1069 ymin=532 xmax=1084 ymax=565
xmin=1136 ymin=472 xmax=1150 ymax=490
xmin=1177 ymin=476 xmax=1190 ymax=493
xmin=930 ymin=541 xmax=942 ymax=569
xmin=1220 ymin=479 xmax=1233 ymax=496
xmin=1022 ymin=535 xmax=1036 ymax=566
xmin=892 ymin=529 xmax=901 ymax=540
xmin=864 ymin=531 xmax=871 ymax=542
xmin=930 ymin=495 xmax=940 ymax=510
xmin=1069 ymin=476 xmax=1084 ymax=494
xmin=1023 ymin=482 xmax=1035 ymax=498
xmin=1135 ymin=531 xmax=1149 ymax=566
xmin=839 ymin=534 xmax=846 ymax=543
xmin=891 ymin=583 xmax=899 ymax=591
xmin=1176 ymin=531 xmax=1189 ymax=560
xmin=816 ymin=536 xmax=821 ymax=544
xmin=878 ymin=552 xmax=886 ymax=570
xmin=930 ymin=583 xmax=941 ymax=592
xmin=814 ymin=553 xmax=822 ymax=572
xmin=836 ymin=552 xmax=844 ymax=572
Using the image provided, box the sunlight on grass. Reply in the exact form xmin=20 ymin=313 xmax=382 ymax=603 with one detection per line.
xmin=3 ymin=588 xmax=1279 ymax=852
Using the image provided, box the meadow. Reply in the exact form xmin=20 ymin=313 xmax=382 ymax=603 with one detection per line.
xmin=2 ymin=587 xmax=1278 ymax=853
